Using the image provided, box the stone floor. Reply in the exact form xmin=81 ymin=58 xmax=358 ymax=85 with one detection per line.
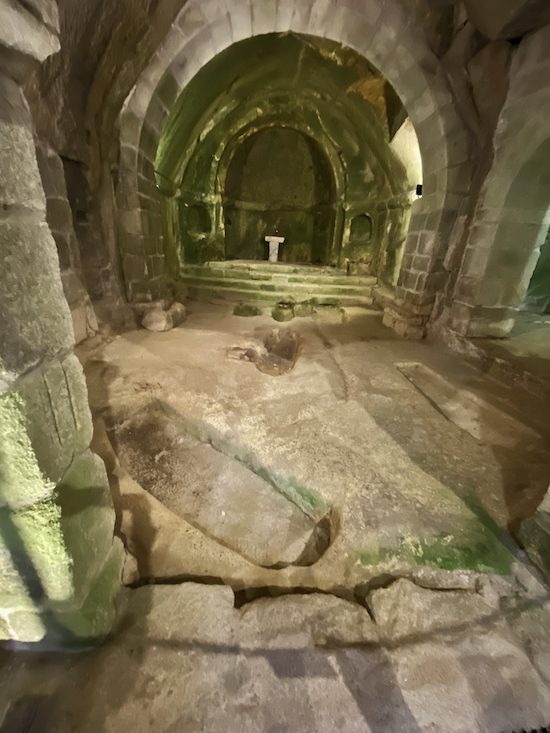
xmin=1 ymin=582 xmax=550 ymax=733
xmin=474 ymin=310 xmax=550 ymax=382
xmin=1 ymin=301 xmax=550 ymax=732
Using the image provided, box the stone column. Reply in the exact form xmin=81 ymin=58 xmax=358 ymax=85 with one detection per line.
xmin=448 ymin=25 xmax=550 ymax=338
xmin=0 ymin=0 xmax=123 ymax=646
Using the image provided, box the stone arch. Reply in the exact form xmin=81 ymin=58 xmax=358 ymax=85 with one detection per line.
xmin=118 ymin=0 xmax=470 ymax=334
xmin=450 ymin=26 xmax=550 ymax=338
xmin=168 ymin=79 xmax=354 ymax=271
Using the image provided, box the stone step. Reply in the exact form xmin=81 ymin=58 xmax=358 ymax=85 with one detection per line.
xmin=182 ymin=262 xmax=376 ymax=287
xmin=180 ymin=273 xmax=374 ymax=299
xmin=185 ymin=281 xmax=375 ymax=307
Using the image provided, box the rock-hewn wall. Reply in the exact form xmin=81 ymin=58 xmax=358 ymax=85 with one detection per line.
xmin=0 ymin=0 xmax=122 ymax=645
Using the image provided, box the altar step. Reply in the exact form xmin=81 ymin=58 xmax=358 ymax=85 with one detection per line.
xmin=180 ymin=261 xmax=377 ymax=307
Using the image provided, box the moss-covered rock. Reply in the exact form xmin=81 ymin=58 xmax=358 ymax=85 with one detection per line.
xmin=56 ymin=451 xmax=119 ymax=608
xmin=0 ymin=355 xmax=93 ymax=509
xmin=0 ymin=498 xmax=73 ymax=617
xmin=0 ymin=449 xmax=123 ymax=644
xmin=52 ymin=539 xmax=124 ymax=644
xmin=272 ymin=304 xmax=294 ymax=322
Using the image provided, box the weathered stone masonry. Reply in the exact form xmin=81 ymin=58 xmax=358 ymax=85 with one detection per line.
xmin=118 ymin=0 xmax=471 ymax=338
xmin=0 ymin=1 xmax=122 ymax=645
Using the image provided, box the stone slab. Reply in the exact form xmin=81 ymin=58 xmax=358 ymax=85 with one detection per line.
xmin=109 ymin=403 xmax=318 ymax=567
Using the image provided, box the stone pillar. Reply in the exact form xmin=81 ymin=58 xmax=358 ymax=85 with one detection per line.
xmin=447 ymin=25 xmax=550 ymax=338
xmin=0 ymin=1 xmax=123 ymax=646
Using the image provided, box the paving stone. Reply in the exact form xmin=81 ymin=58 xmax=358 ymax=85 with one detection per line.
xmin=368 ymin=578 xmax=494 ymax=641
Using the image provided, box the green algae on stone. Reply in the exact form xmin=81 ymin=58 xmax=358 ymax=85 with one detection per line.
xmin=284 ymin=478 xmax=330 ymax=518
xmin=0 ymin=354 xmax=93 ymax=509
xmin=233 ymin=302 xmax=262 ymax=317
xmin=0 ymin=497 xmax=73 ymax=617
xmin=51 ymin=538 xmax=124 ymax=644
xmin=358 ymin=523 xmax=514 ymax=576
xmin=56 ymin=451 xmax=119 ymax=607
xmin=1 ymin=608 xmax=46 ymax=643
xmin=0 ymin=389 xmax=55 ymax=508
xmin=153 ymin=400 xmax=331 ymax=521
xmin=252 ymin=464 xmax=331 ymax=520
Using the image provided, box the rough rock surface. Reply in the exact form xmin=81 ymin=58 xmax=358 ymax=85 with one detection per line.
xmin=80 ymin=304 xmax=550 ymax=604
xmin=0 ymin=6 xmax=122 ymax=645
xmin=368 ymin=578 xmax=495 ymax=640
xmin=0 ymin=0 xmax=59 ymax=72
xmin=61 ymin=270 xmax=99 ymax=344
xmin=141 ymin=308 xmax=173 ymax=332
xmin=141 ymin=302 xmax=186 ymax=332
xmin=1 ymin=582 xmax=550 ymax=732
xmin=167 ymin=301 xmax=186 ymax=326
xmin=462 ymin=0 xmax=550 ymax=40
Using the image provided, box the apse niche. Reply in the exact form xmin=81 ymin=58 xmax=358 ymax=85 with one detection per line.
xmin=155 ymin=32 xmax=422 ymax=284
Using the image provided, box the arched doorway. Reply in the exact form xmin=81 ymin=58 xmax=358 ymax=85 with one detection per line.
xmin=119 ymin=0 xmax=468 ymax=335
xmin=222 ymin=127 xmax=336 ymax=265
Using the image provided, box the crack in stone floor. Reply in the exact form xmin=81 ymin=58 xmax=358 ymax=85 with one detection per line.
xmin=4 ymin=303 xmax=549 ymax=732
xmin=77 ymin=304 xmax=550 ymax=595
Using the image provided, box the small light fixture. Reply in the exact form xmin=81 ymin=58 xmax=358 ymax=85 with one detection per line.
xmin=416 ymin=184 xmax=423 ymax=198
